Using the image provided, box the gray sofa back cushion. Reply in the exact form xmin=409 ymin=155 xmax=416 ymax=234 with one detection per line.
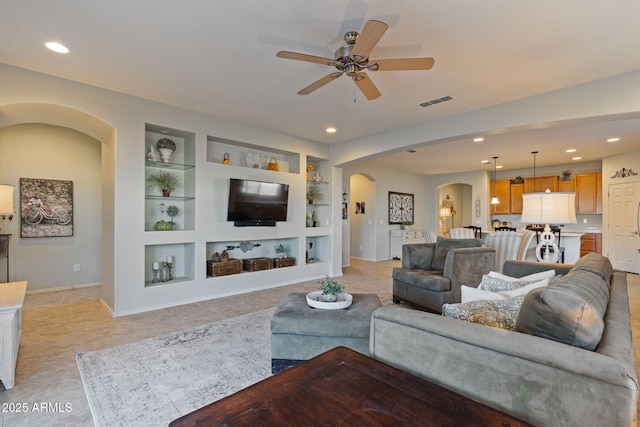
xmin=515 ymin=254 xmax=612 ymax=351
xmin=432 ymin=236 xmax=483 ymax=271
xmin=573 ymin=252 xmax=614 ymax=285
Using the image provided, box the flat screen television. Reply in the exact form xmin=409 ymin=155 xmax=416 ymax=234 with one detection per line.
xmin=227 ymin=178 xmax=289 ymax=226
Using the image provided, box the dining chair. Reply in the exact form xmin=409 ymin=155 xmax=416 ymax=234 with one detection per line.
xmin=517 ymin=229 xmax=537 ymax=261
xmin=494 ymin=226 xmax=517 ymax=232
xmin=463 ymin=225 xmax=482 ymax=238
xmin=449 ymin=228 xmax=476 ymax=239
xmin=484 ymin=231 xmax=523 ymax=272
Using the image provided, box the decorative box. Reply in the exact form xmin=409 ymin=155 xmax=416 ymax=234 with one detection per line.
xmin=242 ymin=257 xmax=273 ymax=272
xmin=207 ymin=259 xmax=243 ymax=277
xmin=273 ymin=257 xmax=296 ymax=268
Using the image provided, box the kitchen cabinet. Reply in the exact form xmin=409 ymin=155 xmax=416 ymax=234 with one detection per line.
xmin=558 ymin=180 xmax=574 ymax=192
xmin=575 ymin=172 xmax=602 ymax=213
xmin=524 ymin=176 xmax=558 ymax=193
xmin=580 ymin=233 xmax=602 ymax=257
xmin=490 ymin=180 xmax=511 ymax=214
xmin=510 ymin=183 xmax=523 ymax=214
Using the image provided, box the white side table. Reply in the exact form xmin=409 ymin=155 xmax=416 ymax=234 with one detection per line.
xmin=0 ymin=281 xmax=26 ymax=389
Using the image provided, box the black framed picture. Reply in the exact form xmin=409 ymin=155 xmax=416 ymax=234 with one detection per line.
xmin=20 ymin=178 xmax=73 ymax=238
xmin=388 ymin=191 xmax=414 ymax=224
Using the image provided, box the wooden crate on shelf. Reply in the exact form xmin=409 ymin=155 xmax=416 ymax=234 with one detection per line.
xmin=273 ymin=257 xmax=296 ymax=268
xmin=242 ymin=257 xmax=273 ymax=272
xmin=207 ymin=259 xmax=243 ymax=277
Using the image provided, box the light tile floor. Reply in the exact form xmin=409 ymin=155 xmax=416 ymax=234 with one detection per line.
xmin=0 ymin=259 xmax=638 ymax=426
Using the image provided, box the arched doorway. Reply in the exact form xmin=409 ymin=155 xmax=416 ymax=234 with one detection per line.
xmin=437 ymin=183 xmax=473 ymax=236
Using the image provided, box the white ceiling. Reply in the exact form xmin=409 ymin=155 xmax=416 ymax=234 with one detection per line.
xmin=2 ymin=0 xmax=640 ymax=174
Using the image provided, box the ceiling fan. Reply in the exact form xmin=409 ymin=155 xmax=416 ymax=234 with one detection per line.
xmin=276 ymin=20 xmax=435 ymax=100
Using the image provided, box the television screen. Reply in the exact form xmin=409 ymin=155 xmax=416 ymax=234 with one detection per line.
xmin=227 ymin=179 xmax=289 ymax=225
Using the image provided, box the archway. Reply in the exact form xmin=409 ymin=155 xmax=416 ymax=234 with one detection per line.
xmin=347 ymin=173 xmax=377 ymax=262
xmin=0 ymin=102 xmax=115 ymax=304
xmin=437 ymin=183 xmax=473 ymax=236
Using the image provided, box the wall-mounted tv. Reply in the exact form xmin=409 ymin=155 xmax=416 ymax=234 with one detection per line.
xmin=227 ymin=178 xmax=289 ymax=226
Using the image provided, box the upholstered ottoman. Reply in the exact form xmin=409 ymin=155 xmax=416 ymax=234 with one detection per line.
xmin=270 ymin=292 xmax=382 ymax=373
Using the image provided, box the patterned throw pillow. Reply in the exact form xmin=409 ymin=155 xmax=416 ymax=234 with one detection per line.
xmin=442 ymin=296 xmax=526 ymax=330
xmin=478 ymin=275 xmax=533 ymax=292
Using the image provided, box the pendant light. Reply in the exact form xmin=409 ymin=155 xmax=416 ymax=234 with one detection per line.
xmin=490 ymin=156 xmax=499 ymax=204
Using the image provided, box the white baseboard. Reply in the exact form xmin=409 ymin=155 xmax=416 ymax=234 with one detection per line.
xmin=26 ymin=282 xmax=101 ymax=295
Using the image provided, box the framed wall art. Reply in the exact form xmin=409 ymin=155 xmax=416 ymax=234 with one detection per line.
xmin=388 ymin=191 xmax=414 ymax=224
xmin=20 ymin=178 xmax=73 ymax=238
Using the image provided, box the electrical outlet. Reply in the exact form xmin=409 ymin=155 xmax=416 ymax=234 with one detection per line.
xmin=74 ymin=264 xmax=81 ymax=272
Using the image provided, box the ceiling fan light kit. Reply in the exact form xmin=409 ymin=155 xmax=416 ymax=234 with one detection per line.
xmin=276 ymin=20 xmax=435 ymax=100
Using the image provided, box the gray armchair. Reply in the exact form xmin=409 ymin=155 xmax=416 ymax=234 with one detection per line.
xmin=392 ymin=237 xmax=496 ymax=313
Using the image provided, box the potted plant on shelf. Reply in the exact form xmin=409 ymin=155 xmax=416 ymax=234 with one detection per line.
xmin=319 ymin=276 xmax=344 ymax=302
xmin=274 ymin=243 xmax=286 ymax=258
xmin=402 ymin=221 xmax=413 ymax=230
xmin=166 ymin=205 xmax=179 ymax=226
xmin=306 ymin=185 xmax=322 ymax=205
xmin=147 ymin=170 xmax=182 ymax=197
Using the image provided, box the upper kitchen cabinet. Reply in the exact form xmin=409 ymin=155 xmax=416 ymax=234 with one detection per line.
xmin=524 ymin=176 xmax=558 ymax=193
xmin=490 ymin=180 xmax=511 ymax=215
xmin=575 ymin=172 xmax=602 ymax=213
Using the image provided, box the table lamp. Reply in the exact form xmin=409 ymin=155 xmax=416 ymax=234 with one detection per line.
xmin=520 ymin=190 xmax=577 ymax=262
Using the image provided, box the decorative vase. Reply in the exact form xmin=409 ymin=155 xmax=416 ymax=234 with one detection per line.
xmin=155 ymin=221 xmax=173 ymax=231
xmin=322 ymin=294 xmax=338 ymax=302
xmin=162 ymin=189 xmax=171 ymax=197
xmin=158 ymin=148 xmax=174 ymax=163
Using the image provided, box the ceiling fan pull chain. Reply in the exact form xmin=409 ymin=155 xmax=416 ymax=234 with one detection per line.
xmin=354 ymin=83 xmax=357 ymax=103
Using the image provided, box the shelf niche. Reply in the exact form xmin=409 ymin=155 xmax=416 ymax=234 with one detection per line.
xmin=145 ymin=123 xmax=196 ymax=231
xmin=206 ymin=136 xmax=300 ymax=174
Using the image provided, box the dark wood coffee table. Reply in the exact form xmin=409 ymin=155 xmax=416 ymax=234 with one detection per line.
xmin=170 ymin=346 xmax=530 ymax=426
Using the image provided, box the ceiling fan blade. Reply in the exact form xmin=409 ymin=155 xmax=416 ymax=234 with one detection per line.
xmin=354 ymin=72 xmax=381 ymax=100
xmin=373 ymin=57 xmax=435 ymax=71
xmin=298 ymin=72 xmax=343 ymax=95
xmin=351 ymin=20 xmax=389 ymax=60
xmin=276 ymin=51 xmax=335 ymax=66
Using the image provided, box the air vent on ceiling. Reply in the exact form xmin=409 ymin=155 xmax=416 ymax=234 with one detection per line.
xmin=419 ymin=95 xmax=453 ymax=107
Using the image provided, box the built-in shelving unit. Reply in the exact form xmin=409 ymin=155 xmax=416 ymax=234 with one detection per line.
xmin=143 ymin=123 xmax=197 ymax=286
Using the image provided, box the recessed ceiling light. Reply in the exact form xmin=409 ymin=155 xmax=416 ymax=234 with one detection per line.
xmin=572 ymin=156 xmax=582 ymax=161
xmin=325 ymin=127 xmax=336 ymax=133
xmin=473 ymin=137 xmax=484 ymax=142
xmin=45 ymin=41 xmax=69 ymax=54
xmin=481 ymin=160 xmax=490 ymax=164
xmin=566 ymin=148 xmax=576 ymax=153
xmin=607 ymin=137 xmax=620 ymax=142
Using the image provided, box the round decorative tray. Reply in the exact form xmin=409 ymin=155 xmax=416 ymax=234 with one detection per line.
xmin=306 ymin=291 xmax=352 ymax=310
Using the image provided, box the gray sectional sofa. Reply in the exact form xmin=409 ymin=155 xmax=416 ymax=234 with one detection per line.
xmin=371 ymin=254 xmax=638 ymax=426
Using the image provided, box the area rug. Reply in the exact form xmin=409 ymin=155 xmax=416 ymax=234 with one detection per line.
xmin=76 ymin=308 xmax=275 ymax=427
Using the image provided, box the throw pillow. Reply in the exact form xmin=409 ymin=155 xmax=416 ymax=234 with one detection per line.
xmin=461 ymin=286 xmax=506 ymax=303
xmin=432 ymin=236 xmax=483 ymax=271
xmin=478 ymin=275 xmax=533 ymax=292
xmin=463 ymin=279 xmax=549 ymax=303
xmin=443 ymin=296 xmax=526 ymax=330
xmin=516 ymin=269 xmax=609 ymax=351
xmin=488 ymin=269 xmax=556 ymax=283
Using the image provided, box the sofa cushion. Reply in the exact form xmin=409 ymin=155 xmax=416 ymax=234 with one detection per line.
xmin=392 ymin=268 xmax=450 ymax=292
xmin=573 ymin=253 xmax=613 ymax=285
xmin=442 ymin=296 xmax=525 ymax=330
xmin=432 ymin=236 xmax=483 ymax=271
xmin=516 ymin=267 xmax=610 ymax=350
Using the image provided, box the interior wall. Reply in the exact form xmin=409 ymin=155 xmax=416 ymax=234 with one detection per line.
xmin=0 ymin=124 xmax=102 ymax=290
xmin=343 ymin=161 xmax=428 ymax=262
xmin=349 ymin=174 xmax=376 ymax=261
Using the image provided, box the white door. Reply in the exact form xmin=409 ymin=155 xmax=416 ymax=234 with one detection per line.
xmin=608 ymin=182 xmax=640 ymax=273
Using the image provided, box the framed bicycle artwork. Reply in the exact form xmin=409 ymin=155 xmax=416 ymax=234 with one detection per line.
xmin=20 ymin=178 xmax=73 ymax=238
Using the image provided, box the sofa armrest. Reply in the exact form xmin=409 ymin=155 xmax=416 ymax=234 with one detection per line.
xmin=443 ymin=247 xmax=495 ymax=303
xmin=502 ymin=259 xmax=573 ymax=277
xmin=401 ymin=243 xmax=435 ymax=270
xmin=370 ymin=306 xmax=638 ymax=426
